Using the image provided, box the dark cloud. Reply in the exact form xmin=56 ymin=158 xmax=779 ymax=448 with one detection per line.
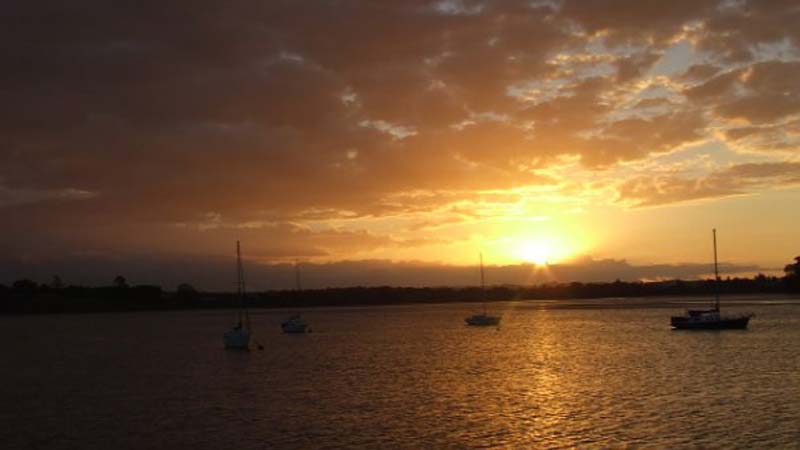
xmin=1 ymin=0 xmax=798 ymax=284
xmin=683 ymin=69 xmax=741 ymax=101
xmin=715 ymin=61 xmax=800 ymax=124
xmin=617 ymin=162 xmax=800 ymax=207
xmin=559 ymin=0 xmax=719 ymax=45
xmin=634 ymin=97 xmax=675 ymax=109
xmin=723 ymin=119 xmax=800 ymax=152
xmin=614 ymin=51 xmax=661 ymax=83
xmin=680 ymin=64 xmax=722 ymax=81
xmin=698 ymin=0 xmax=800 ymax=63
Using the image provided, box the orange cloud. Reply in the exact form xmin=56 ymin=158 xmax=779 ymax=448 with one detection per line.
xmin=2 ymin=0 xmax=799 ymax=285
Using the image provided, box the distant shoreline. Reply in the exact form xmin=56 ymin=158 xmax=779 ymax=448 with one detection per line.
xmin=2 ymin=294 xmax=799 ymax=317
xmin=2 ymin=276 xmax=798 ymax=314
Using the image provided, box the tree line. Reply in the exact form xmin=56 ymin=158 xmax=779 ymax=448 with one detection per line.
xmin=2 ymin=257 xmax=799 ymax=314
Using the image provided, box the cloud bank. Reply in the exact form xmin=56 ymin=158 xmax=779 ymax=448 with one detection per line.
xmin=2 ymin=1 xmax=799 ymax=284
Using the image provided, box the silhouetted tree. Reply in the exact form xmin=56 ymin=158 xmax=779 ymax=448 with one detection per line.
xmin=113 ymin=275 xmax=128 ymax=288
xmin=10 ymin=279 xmax=38 ymax=302
xmin=12 ymin=279 xmax=38 ymax=292
xmin=785 ymin=256 xmax=800 ymax=277
xmin=50 ymin=275 xmax=64 ymax=289
xmin=785 ymin=256 xmax=800 ymax=291
xmin=175 ymin=283 xmax=199 ymax=306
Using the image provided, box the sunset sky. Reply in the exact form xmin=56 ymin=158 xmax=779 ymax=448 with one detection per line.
xmin=2 ymin=1 xmax=799 ymax=289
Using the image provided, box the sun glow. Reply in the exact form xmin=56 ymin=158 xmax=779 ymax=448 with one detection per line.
xmin=510 ymin=233 xmax=581 ymax=265
xmin=520 ymin=240 xmax=554 ymax=265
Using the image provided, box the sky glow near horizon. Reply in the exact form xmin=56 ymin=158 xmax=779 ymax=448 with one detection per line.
xmin=2 ymin=0 xmax=799 ymax=288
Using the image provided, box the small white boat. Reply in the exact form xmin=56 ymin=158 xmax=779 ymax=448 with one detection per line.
xmin=465 ymin=253 xmax=501 ymax=327
xmin=224 ymin=323 xmax=251 ymax=349
xmin=224 ymin=241 xmax=251 ymax=349
xmin=282 ymin=261 xmax=311 ymax=334
xmin=281 ymin=314 xmax=309 ymax=334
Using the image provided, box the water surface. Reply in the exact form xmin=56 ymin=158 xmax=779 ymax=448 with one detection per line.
xmin=2 ymin=297 xmax=799 ymax=449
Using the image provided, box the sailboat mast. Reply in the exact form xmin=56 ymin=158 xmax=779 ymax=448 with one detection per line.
xmin=713 ymin=229 xmax=720 ymax=311
xmin=480 ymin=253 xmax=486 ymax=314
xmin=236 ymin=241 xmax=242 ymax=325
xmin=295 ymin=259 xmax=301 ymax=291
xmin=236 ymin=240 xmax=250 ymax=329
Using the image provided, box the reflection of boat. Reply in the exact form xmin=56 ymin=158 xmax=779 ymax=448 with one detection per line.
xmin=671 ymin=229 xmax=753 ymax=330
xmin=282 ymin=260 xmax=310 ymax=334
xmin=465 ymin=253 xmax=501 ymax=327
xmin=224 ymin=241 xmax=251 ymax=349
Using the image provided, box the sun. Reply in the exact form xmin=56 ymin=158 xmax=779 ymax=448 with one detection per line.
xmin=490 ymin=221 xmax=587 ymax=266
xmin=510 ymin=233 xmax=582 ymax=265
xmin=519 ymin=240 xmax=554 ymax=265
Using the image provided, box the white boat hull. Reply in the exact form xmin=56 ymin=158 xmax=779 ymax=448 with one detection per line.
xmin=224 ymin=328 xmax=251 ymax=349
xmin=282 ymin=315 xmax=309 ymax=334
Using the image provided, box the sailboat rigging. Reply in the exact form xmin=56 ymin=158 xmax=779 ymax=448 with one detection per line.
xmin=670 ymin=229 xmax=753 ymax=330
xmin=281 ymin=260 xmax=310 ymax=333
xmin=224 ymin=241 xmax=252 ymax=349
xmin=465 ymin=253 xmax=501 ymax=326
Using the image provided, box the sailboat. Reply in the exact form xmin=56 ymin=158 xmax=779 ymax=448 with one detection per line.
xmin=281 ymin=260 xmax=310 ymax=334
xmin=224 ymin=241 xmax=251 ymax=349
xmin=670 ymin=229 xmax=753 ymax=330
xmin=465 ymin=253 xmax=501 ymax=326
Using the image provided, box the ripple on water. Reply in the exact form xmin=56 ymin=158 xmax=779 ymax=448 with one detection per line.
xmin=0 ymin=302 xmax=799 ymax=449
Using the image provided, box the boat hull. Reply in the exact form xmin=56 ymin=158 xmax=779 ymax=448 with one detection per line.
xmin=670 ymin=315 xmax=750 ymax=330
xmin=224 ymin=328 xmax=251 ymax=349
xmin=282 ymin=316 xmax=309 ymax=333
xmin=281 ymin=323 xmax=308 ymax=333
xmin=465 ymin=315 xmax=501 ymax=326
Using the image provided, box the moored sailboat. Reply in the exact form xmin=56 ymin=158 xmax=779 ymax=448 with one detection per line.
xmin=224 ymin=241 xmax=251 ymax=349
xmin=281 ymin=314 xmax=309 ymax=334
xmin=670 ymin=229 xmax=753 ymax=330
xmin=465 ymin=253 xmax=501 ymax=326
xmin=282 ymin=260 xmax=310 ymax=334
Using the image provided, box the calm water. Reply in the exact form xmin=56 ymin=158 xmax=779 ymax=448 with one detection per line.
xmin=2 ymin=297 xmax=799 ymax=449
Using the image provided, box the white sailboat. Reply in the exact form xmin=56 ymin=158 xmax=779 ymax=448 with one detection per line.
xmin=281 ymin=314 xmax=308 ymax=334
xmin=281 ymin=260 xmax=310 ymax=334
xmin=465 ymin=253 xmax=501 ymax=326
xmin=224 ymin=241 xmax=251 ymax=349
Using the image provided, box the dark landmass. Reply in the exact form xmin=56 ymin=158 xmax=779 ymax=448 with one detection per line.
xmin=2 ymin=257 xmax=799 ymax=314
